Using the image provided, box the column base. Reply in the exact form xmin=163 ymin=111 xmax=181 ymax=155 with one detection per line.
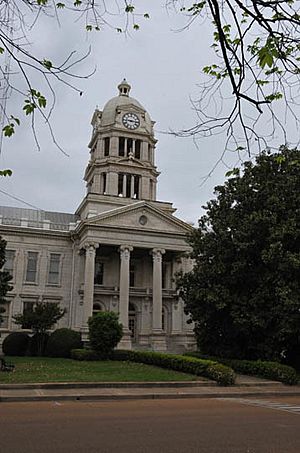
xmin=151 ymin=331 xmax=167 ymax=352
xmin=117 ymin=330 xmax=132 ymax=350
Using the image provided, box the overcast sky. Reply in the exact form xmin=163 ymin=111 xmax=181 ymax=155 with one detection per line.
xmin=0 ymin=2 xmax=298 ymax=224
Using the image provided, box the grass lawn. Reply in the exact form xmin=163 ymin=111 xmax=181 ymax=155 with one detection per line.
xmin=0 ymin=357 xmax=202 ymax=384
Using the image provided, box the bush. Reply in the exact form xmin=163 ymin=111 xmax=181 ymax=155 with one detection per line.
xmin=88 ymin=312 xmax=123 ymax=356
xmin=70 ymin=348 xmax=104 ymax=361
xmin=28 ymin=333 xmax=49 ymax=356
xmin=186 ymin=352 xmax=298 ymax=385
xmin=46 ymin=328 xmax=82 ymax=358
xmin=113 ymin=350 xmax=235 ymax=386
xmin=2 ymin=332 xmax=30 ymax=356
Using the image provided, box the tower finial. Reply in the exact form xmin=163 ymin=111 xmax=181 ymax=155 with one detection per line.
xmin=118 ymin=78 xmax=131 ymax=96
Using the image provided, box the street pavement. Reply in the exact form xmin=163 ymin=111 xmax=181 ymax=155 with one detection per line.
xmin=1 ymin=397 xmax=300 ymax=453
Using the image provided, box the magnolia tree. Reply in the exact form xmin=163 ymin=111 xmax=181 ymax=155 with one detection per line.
xmin=177 ymin=147 xmax=300 ymax=365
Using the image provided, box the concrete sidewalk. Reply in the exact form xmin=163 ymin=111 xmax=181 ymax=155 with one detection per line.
xmin=1 ymin=376 xmax=300 ymax=403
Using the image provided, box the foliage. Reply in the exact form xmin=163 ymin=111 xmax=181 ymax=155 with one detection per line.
xmin=0 ymin=1 xmax=149 ymax=152
xmin=13 ymin=302 xmax=65 ymax=355
xmin=177 ymin=146 xmax=300 ymax=362
xmin=70 ymin=348 xmax=101 ymax=361
xmin=2 ymin=332 xmax=30 ymax=356
xmin=0 ymin=238 xmax=13 ymax=326
xmin=111 ymin=350 xmax=235 ymax=386
xmin=0 ymin=2 xmax=299 ymax=156
xmin=173 ymin=0 xmax=300 ymax=155
xmin=187 ymin=353 xmax=298 ymax=386
xmin=46 ymin=328 xmax=82 ymax=358
xmin=88 ymin=312 xmax=123 ymax=356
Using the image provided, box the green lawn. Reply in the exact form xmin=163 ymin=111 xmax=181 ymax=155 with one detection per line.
xmin=0 ymin=357 xmax=202 ymax=384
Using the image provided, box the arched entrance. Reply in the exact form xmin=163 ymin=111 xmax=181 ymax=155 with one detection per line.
xmin=92 ymin=302 xmax=104 ymax=316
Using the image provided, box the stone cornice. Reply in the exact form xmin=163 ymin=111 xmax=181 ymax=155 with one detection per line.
xmin=0 ymin=225 xmax=71 ymax=240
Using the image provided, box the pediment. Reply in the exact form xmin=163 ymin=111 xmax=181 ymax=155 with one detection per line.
xmin=118 ymin=156 xmax=146 ymax=167
xmin=85 ymin=202 xmax=192 ymax=234
xmin=117 ymin=104 xmax=145 ymax=115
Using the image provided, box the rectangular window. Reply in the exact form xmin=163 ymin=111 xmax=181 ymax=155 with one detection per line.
xmin=102 ymin=172 xmax=107 ymax=194
xmin=94 ymin=260 xmax=104 ymax=285
xmin=126 ymin=174 xmax=131 ymax=198
xmin=134 ymin=175 xmax=140 ymax=199
xmin=104 ymin=137 xmax=110 ymax=156
xmin=162 ymin=262 xmax=168 ymax=289
xmin=48 ymin=254 xmax=61 ymax=285
xmin=0 ymin=302 xmax=10 ymax=329
xmin=129 ymin=263 xmax=135 ymax=287
xmin=25 ymin=252 xmax=38 ymax=283
xmin=118 ymin=173 xmax=124 ymax=196
xmin=135 ymin=140 xmax=141 ymax=159
xmin=127 ymin=138 xmax=133 ymax=156
xmin=3 ymin=250 xmax=15 ymax=278
xmin=22 ymin=301 xmax=35 ymax=329
xmin=119 ymin=137 xmax=125 ymax=156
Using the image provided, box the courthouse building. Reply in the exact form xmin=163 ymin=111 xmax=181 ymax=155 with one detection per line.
xmin=0 ymin=80 xmax=196 ymax=352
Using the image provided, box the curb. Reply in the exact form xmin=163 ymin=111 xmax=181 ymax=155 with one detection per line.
xmin=1 ymin=389 xmax=300 ymax=403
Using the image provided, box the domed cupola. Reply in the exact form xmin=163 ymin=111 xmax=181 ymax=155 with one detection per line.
xmin=118 ymin=78 xmax=131 ymax=96
xmin=84 ymin=80 xmax=160 ymax=206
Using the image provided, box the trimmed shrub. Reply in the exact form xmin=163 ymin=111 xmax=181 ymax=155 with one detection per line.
xmin=28 ymin=333 xmax=49 ymax=356
xmin=71 ymin=348 xmax=235 ymax=386
xmin=70 ymin=348 xmax=103 ymax=361
xmin=112 ymin=350 xmax=235 ymax=386
xmin=88 ymin=312 xmax=123 ymax=357
xmin=186 ymin=352 xmax=298 ymax=385
xmin=46 ymin=328 xmax=82 ymax=358
xmin=2 ymin=332 xmax=30 ymax=356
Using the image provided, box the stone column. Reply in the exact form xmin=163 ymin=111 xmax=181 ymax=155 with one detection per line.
xmin=151 ymin=248 xmax=167 ymax=351
xmin=81 ymin=242 xmax=98 ymax=339
xmin=117 ymin=245 xmax=133 ymax=349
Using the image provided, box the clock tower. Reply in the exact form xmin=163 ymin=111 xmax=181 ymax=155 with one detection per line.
xmin=78 ymin=79 xmax=163 ymax=219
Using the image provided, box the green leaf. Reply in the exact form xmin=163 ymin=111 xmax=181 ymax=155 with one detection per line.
xmin=0 ymin=169 xmax=12 ymax=177
xmin=43 ymin=59 xmax=53 ymax=70
xmin=86 ymin=25 xmax=93 ymax=32
xmin=2 ymin=124 xmax=15 ymax=137
xmin=0 ymin=47 xmax=4 ymax=54
xmin=56 ymin=2 xmax=65 ymax=8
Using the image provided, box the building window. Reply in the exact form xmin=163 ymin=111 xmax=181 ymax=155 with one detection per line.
xmin=0 ymin=301 xmax=10 ymax=329
xmin=135 ymin=140 xmax=141 ymax=159
xmin=127 ymin=138 xmax=133 ymax=155
xmin=129 ymin=263 xmax=135 ymax=287
xmin=3 ymin=250 xmax=15 ymax=278
xmin=48 ymin=254 xmax=61 ymax=285
xmin=102 ymin=172 xmax=107 ymax=194
xmin=25 ymin=252 xmax=38 ymax=283
xmin=118 ymin=173 xmax=124 ymax=196
xmin=104 ymin=137 xmax=110 ymax=156
xmin=22 ymin=301 xmax=35 ymax=329
xmin=128 ymin=303 xmax=136 ymax=340
xmin=93 ymin=302 xmax=103 ymax=316
xmin=134 ymin=175 xmax=140 ymax=199
xmin=94 ymin=260 xmax=104 ymax=285
xmin=119 ymin=137 xmax=125 ymax=156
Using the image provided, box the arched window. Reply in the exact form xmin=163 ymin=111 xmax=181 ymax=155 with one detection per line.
xmin=93 ymin=302 xmax=103 ymax=316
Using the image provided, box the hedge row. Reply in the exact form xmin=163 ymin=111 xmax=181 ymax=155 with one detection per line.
xmin=71 ymin=349 xmax=235 ymax=386
xmin=186 ymin=352 xmax=298 ymax=386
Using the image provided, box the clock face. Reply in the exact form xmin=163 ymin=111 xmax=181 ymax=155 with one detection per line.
xmin=122 ymin=113 xmax=140 ymax=130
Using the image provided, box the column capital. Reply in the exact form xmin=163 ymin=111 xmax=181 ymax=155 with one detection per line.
xmin=83 ymin=242 xmax=99 ymax=252
xmin=150 ymin=248 xmax=165 ymax=262
xmin=119 ymin=245 xmax=133 ymax=260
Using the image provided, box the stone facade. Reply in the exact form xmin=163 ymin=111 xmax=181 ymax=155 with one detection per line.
xmin=0 ymin=80 xmax=196 ymax=353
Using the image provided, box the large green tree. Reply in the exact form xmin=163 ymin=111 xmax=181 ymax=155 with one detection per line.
xmin=0 ymin=237 xmax=13 ymax=326
xmin=177 ymin=146 xmax=300 ymax=362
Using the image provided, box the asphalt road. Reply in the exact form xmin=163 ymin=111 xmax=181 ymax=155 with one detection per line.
xmin=1 ymin=397 xmax=300 ymax=453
